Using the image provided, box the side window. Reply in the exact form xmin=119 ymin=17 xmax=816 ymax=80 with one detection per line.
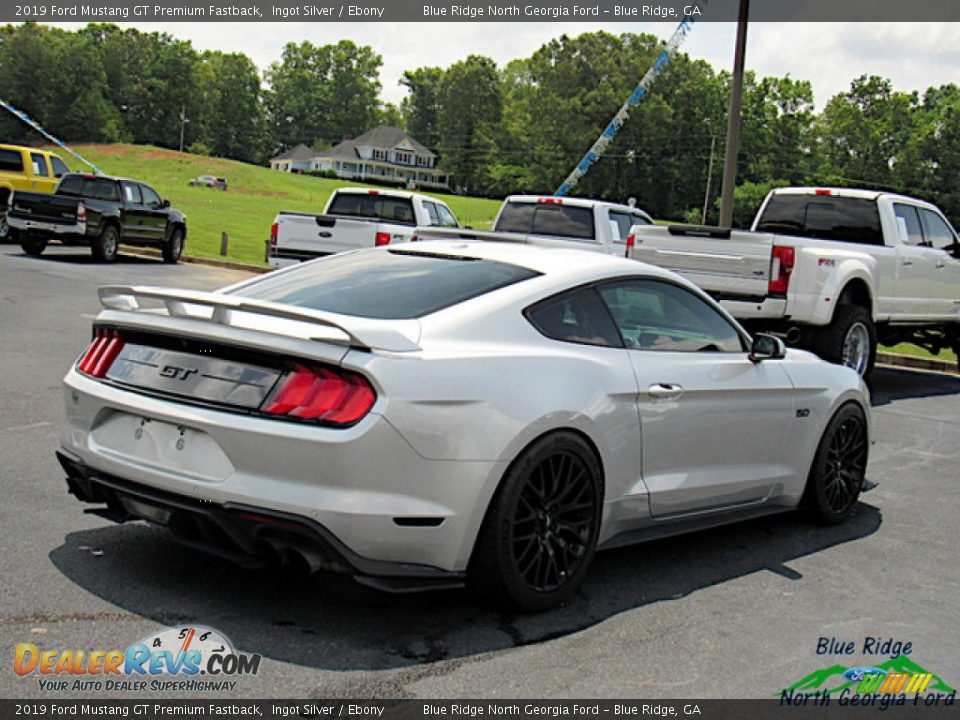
xmin=423 ymin=201 xmax=440 ymax=226
xmin=598 ymin=280 xmax=745 ymax=353
xmin=0 ymin=149 xmax=24 ymax=172
xmin=437 ymin=204 xmax=459 ymax=228
xmin=609 ymin=212 xmax=633 ymax=243
xmin=30 ymin=153 xmax=49 ymax=177
xmin=50 ymin=156 xmax=70 ymax=178
xmin=122 ymin=182 xmax=142 ymax=205
xmin=140 ymin=185 xmax=161 ymax=209
xmin=919 ymin=209 xmax=957 ymax=250
xmin=893 ymin=204 xmax=924 ymax=246
xmin=632 ymin=212 xmax=653 ymax=226
xmin=525 ymin=288 xmax=622 ymax=348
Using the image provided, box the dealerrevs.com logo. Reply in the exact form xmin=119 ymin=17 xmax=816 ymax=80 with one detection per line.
xmin=14 ymin=626 xmax=261 ymax=692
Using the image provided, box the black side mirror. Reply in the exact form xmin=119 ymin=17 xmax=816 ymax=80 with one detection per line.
xmin=749 ymin=333 xmax=786 ymax=363
xmin=162 ymin=199 xmax=170 ymax=209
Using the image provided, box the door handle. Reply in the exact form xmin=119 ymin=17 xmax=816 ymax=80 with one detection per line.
xmin=901 ymin=259 xmax=914 ymax=266
xmin=648 ymin=383 xmax=684 ymax=399
xmin=936 ymin=261 xmax=946 ymax=268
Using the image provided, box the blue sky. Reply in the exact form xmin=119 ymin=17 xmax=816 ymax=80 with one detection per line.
xmin=50 ymin=21 xmax=960 ymax=109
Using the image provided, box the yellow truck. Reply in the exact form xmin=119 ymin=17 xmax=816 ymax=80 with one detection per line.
xmin=0 ymin=144 xmax=71 ymax=239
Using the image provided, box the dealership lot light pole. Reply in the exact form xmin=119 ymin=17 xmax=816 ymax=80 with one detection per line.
xmin=718 ymin=0 xmax=749 ymax=227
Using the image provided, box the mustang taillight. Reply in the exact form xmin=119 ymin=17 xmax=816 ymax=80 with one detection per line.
xmin=264 ymin=364 xmax=375 ymax=425
xmin=77 ymin=328 xmax=124 ymax=378
xmin=769 ymin=246 xmax=795 ymax=296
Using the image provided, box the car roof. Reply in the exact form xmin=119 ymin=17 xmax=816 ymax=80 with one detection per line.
xmin=391 ymin=240 xmax=684 ymax=283
xmin=334 ymin=187 xmax=440 ymax=202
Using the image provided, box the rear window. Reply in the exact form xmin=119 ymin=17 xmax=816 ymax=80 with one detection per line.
xmin=755 ymin=194 xmax=883 ymax=245
xmin=56 ymin=175 xmax=120 ymax=201
xmin=232 ymin=249 xmax=540 ymax=320
xmin=0 ymin=149 xmax=24 ymax=172
xmin=495 ymin=201 xmax=596 ymax=241
xmin=327 ymin=192 xmax=416 ymax=225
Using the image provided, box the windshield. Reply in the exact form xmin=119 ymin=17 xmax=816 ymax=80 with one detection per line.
xmin=231 ymin=249 xmax=540 ymax=319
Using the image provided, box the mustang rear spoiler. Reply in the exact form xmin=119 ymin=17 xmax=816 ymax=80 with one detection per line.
xmin=97 ymin=285 xmax=421 ymax=352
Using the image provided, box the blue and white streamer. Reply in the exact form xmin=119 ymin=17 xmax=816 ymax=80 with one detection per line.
xmin=555 ymin=2 xmax=708 ymax=197
xmin=0 ymin=97 xmax=104 ymax=175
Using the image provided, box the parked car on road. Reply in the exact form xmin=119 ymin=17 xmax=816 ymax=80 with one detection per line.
xmin=189 ymin=175 xmax=227 ymax=191
xmin=57 ymin=241 xmax=870 ymax=611
xmin=413 ymin=195 xmax=654 ymax=251
xmin=8 ymin=173 xmax=187 ymax=263
xmin=0 ymin=144 xmax=71 ymax=240
xmin=628 ymin=187 xmax=960 ymax=376
xmin=267 ymin=187 xmax=460 ymax=267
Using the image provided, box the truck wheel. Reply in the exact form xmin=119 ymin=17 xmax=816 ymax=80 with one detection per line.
xmin=20 ymin=235 xmax=47 ymax=256
xmin=814 ymin=305 xmax=876 ymax=378
xmin=91 ymin=224 xmax=119 ymax=263
xmin=0 ymin=210 xmax=9 ymax=242
xmin=162 ymin=227 xmax=184 ymax=264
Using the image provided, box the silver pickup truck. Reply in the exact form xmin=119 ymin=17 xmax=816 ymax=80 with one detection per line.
xmin=267 ymin=187 xmax=459 ymax=268
xmin=628 ymin=187 xmax=960 ymax=376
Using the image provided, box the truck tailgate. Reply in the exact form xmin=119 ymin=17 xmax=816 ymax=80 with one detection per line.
xmin=10 ymin=191 xmax=80 ymax=225
xmin=630 ymin=226 xmax=774 ymax=299
xmin=276 ymin=213 xmax=408 ymax=256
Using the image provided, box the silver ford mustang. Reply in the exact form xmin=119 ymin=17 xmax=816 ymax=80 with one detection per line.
xmin=57 ymin=241 xmax=871 ymax=611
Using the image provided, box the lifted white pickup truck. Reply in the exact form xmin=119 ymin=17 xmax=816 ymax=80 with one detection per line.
xmin=267 ymin=187 xmax=460 ymax=267
xmin=628 ymin=187 xmax=960 ymax=376
xmin=413 ymin=195 xmax=653 ymax=251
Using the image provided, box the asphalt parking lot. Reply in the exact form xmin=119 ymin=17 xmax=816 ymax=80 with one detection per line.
xmin=1 ymin=243 xmax=958 ymax=699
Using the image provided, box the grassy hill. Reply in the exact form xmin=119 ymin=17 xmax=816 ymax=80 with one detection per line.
xmin=63 ymin=144 xmax=503 ymax=266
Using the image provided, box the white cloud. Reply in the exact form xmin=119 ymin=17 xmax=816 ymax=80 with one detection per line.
xmin=47 ymin=21 xmax=960 ymax=108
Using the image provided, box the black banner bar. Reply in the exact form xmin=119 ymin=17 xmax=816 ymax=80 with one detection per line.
xmin=1 ymin=699 xmax=958 ymax=720
xmin=3 ymin=0 xmax=960 ymax=23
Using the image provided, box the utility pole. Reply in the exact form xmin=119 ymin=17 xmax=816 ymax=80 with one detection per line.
xmin=718 ymin=0 xmax=750 ymax=227
xmin=701 ymin=134 xmax=717 ymax=225
xmin=178 ymin=104 xmax=188 ymax=153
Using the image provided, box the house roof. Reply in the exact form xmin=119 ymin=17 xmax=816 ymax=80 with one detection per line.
xmin=269 ymin=143 xmax=315 ymax=162
xmin=312 ymin=126 xmax=437 ymax=163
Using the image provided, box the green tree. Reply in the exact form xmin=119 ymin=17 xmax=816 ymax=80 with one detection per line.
xmin=399 ymin=66 xmax=444 ymax=148
xmin=437 ymin=55 xmax=502 ymax=193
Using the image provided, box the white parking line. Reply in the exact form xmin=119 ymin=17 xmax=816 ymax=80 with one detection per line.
xmin=0 ymin=421 xmax=52 ymax=433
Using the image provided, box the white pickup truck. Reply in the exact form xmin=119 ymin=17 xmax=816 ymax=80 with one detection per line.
xmin=628 ymin=187 xmax=960 ymax=376
xmin=267 ymin=187 xmax=460 ymax=267
xmin=413 ymin=195 xmax=654 ymax=251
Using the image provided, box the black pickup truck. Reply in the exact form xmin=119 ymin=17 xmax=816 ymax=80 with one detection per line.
xmin=8 ymin=173 xmax=187 ymax=263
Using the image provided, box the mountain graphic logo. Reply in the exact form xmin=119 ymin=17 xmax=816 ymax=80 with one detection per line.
xmin=781 ymin=656 xmax=957 ymax=697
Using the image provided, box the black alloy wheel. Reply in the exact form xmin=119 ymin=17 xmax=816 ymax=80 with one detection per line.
xmin=511 ymin=450 xmax=596 ymax=592
xmin=469 ymin=431 xmax=602 ymax=611
xmin=802 ymin=403 xmax=868 ymax=524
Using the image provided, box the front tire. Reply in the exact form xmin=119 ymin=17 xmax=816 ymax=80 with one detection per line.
xmin=801 ymin=403 xmax=869 ymax=524
xmin=162 ymin=227 xmax=184 ymax=264
xmin=91 ymin=224 xmax=119 ymax=263
xmin=20 ymin=235 xmax=47 ymax=256
xmin=814 ymin=305 xmax=876 ymax=378
xmin=468 ymin=431 xmax=602 ymax=612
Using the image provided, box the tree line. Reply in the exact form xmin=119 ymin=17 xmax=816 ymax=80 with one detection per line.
xmin=2 ymin=23 xmax=958 ymax=226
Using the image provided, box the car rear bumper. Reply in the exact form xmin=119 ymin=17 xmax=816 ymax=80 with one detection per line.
xmin=56 ymin=449 xmax=464 ymax=591
xmin=60 ymin=369 xmax=505 ymax=578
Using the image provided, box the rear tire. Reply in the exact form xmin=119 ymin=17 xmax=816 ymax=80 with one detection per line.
xmin=814 ymin=305 xmax=876 ymax=378
xmin=162 ymin=227 xmax=184 ymax=264
xmin=468 ymin=431 xmax=602 ymax=612
xmin=801 ymin=403 xmax=869 ymax=525
xmin=91 ymin=224 xmax=119 ymax=263
xmin=20 ymin=235 xmax=47 ymax=256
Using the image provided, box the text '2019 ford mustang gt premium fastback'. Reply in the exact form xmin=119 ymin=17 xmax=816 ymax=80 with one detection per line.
xmin=57 ymin=241 xmax=872 ymax=611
